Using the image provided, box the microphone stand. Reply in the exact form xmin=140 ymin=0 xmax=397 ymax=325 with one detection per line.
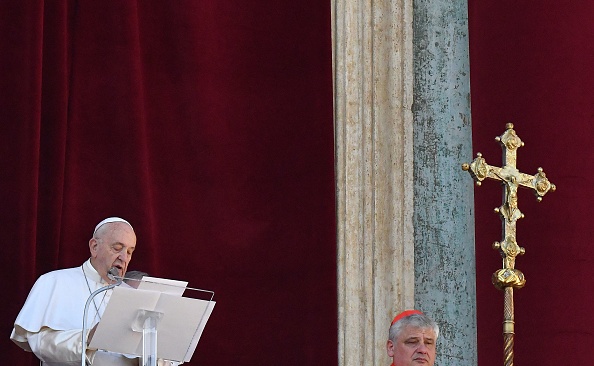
xmin=81 ymin=272 xmax=121 ymax=366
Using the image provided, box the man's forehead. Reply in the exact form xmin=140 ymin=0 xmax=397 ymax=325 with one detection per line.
xmin=100 ymin=230 xmax=137 ymax=250
xmin=400 ymin=326 xmax=436 ymax=340
xmin=98 ymin=222 xmax=136 ymax=238
xmin=110 ymin=240 xmax=136 ymax=248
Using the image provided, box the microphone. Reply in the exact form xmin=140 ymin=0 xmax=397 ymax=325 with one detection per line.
xmin=81 ymin=267 xmax=122 ymax=366
xmin=107 ymin=267 xmax=121 ymax=283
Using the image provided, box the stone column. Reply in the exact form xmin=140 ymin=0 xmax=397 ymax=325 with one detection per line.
xmin=333 ymin=0 xmax=415 ymax=365
xmin=412 ymin=0 xmax=477 ymax=365
xmin=334 ymin=0 xmax=477 ymax=364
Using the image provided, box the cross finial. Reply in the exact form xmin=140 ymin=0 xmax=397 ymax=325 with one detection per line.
xmin=462 ymin=123 xmax=556 ymax=366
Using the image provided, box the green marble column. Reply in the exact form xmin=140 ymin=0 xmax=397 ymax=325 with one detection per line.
xmin=412 ymin=0 xmax=477 ymax=365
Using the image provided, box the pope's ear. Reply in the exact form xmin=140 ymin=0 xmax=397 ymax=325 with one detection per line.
xmin=89 ymin=238 xmax=98 ymax=255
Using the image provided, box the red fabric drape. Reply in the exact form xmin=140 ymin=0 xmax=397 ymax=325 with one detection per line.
xmin=469 ymin=1 xmax=594 ymax=365
xmin=1 ymin=1 xmax=336 ymax=365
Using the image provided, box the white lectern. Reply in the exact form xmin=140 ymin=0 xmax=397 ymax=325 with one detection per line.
xmin=88 ymin=277 xmax=215 ymax=366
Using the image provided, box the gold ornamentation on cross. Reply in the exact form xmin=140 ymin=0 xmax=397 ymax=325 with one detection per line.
xmin=462 ymin=123 xmax=556 ymax=366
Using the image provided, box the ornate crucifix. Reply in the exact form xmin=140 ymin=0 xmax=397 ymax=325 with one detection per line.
xmin=462 ymin=123 xmax=556 ymax=366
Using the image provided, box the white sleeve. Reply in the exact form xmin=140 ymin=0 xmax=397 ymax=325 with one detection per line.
xmin=27 ymin=326 xmax=96 ymax=364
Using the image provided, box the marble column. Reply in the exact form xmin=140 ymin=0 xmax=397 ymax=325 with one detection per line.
xmin=333 ymin=0 xmax=415 ymax=365
xmin=333 ymin=0 xmax=476 ymax=365
xmin=412 ymin=0 xmax=477 ymax=365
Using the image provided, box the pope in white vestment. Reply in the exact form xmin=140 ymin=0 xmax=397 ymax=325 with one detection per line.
xmin=10 ymin=217 xmax=178 ymax=366
xmin=11 ymin=259 xmax=138 ymax=366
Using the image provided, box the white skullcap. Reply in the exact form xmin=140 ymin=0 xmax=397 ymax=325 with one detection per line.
xmin=93 ymin=217 xmax=133 ymax=236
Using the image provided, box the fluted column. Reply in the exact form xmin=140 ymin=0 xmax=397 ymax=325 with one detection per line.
xmin=333 ymin=0 xmax=415 ymax=365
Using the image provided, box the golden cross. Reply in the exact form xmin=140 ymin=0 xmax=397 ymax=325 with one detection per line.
xmin=462 ymin=123 xmax=555 ymax=366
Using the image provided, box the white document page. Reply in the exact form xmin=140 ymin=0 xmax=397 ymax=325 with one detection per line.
xmin=137 ymin=276 xmax=188 ymax=296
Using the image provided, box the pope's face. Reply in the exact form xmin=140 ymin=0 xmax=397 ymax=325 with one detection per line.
xmin=387 ymin=325 xmax=436 ymax=366
xmin=89 ymin=222 xmax=136 ymax=283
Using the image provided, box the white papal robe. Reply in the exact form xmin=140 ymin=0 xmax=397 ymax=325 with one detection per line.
xmin=11 ymin=259 xmax=177 ymax=366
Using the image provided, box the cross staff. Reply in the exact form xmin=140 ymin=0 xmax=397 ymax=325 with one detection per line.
xmin=462 ymin=123 xmax=555 ymax=366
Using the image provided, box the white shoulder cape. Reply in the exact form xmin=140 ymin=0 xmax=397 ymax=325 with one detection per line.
xmin=11 ymin=260 xmax=103 ymax=350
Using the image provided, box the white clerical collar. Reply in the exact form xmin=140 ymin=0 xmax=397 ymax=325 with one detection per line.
xmin=83 ymin=258 xmax=108 ymax=284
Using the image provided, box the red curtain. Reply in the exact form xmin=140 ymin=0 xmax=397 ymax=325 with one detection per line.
xmin=1 ymin=1 xmax=337 ymax=365
xmin=469 ymin=1 xmax=594 ymax=365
